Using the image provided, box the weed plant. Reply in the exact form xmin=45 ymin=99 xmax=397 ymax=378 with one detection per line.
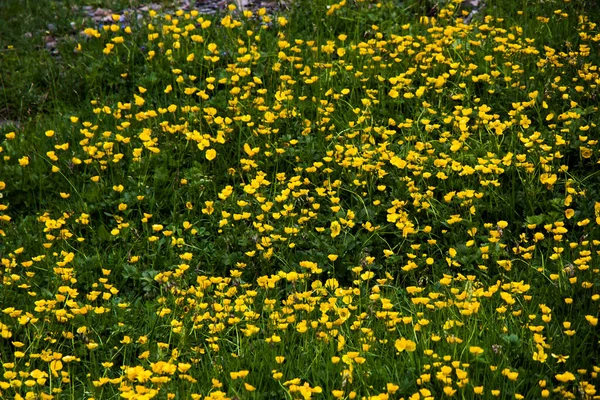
xmin=1 ymin=0 xmax=600 ymax=398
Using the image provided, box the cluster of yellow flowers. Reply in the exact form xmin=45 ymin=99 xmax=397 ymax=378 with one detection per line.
xmin=1 ymin=0 xmax=599 ymax=398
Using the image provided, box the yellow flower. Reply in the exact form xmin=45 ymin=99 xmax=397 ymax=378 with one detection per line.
xmin=49 ymin=360 xmax=63 ymax=376
xmin=389 ymin=155 xmax=407 ymax=169
xmin=585 ymin=315 xmax=598 ymax=326
xmin=152 ymin=224 xmax=163 ymax=232
xmin=469 ymin=346 xmax=484 ymax=356
xmin=134 ymin=94 xmax=145 ymax=106
xmin=555 ymin=371 xmax=576 ymax=383
xmin=497 ymin=260 xmax=512 ymax=271
xmin=565 ymin=209 xmax=575 ymax=219
xmin=230 ymin=371 xmax=241 ymax=380
xmin=272 ymin=371 xmax=283 ymax=380
xmin=551 ymin=354 xmax=569 ymax=363
xmin=394 ymin=337 xmax=417 ymax=352
xmin=503 ymin=369 xmax=519 ymax=381
xmin=360 ymin=271 xmax=374 ymax=280
xmin=580 ymin=146 xmax=592 ymax=158
xmin=540 ymin=173 xmax=557 ymax=187
xmin=444 ymin=386 xmax=456 ymax=396
xmin=206 ymin=149 xmax=217 ymax=161
xmin=386 ymin=383 xmax=399 ymax=394
xmin=330 ymin=221 xmax=341 ymax=238
xmin=202 ymin=201 xmax=214 ymax=214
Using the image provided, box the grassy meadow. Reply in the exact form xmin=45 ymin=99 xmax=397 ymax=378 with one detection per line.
xmin=1 ymin=0 xmax=600 ymax=398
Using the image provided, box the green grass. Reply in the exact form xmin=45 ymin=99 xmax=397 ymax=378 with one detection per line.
xmin=1 ymin=0 xmax=600 ymax=399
